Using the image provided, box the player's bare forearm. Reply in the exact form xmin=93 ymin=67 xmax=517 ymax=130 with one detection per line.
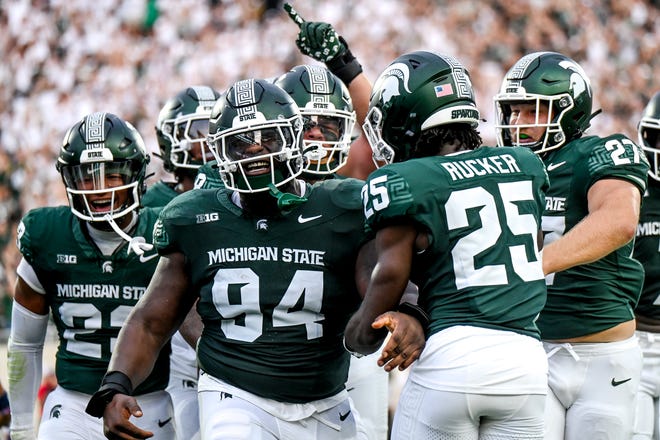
xmin=543 ymin=179 xmax=640 ymax=274
xmin=340 ymin=135 xmax=376 ymax=180
xmin=345 ymin=266 xmax=409 ymax=353
xmin=347 ymin=73 xmax=371 ymax=126
xmin=346 ymin=225 xmax=416 ymax=354
xmin=108 ymin=252 xmax=194 ymax=385
xmin=179 ymin=300 xmax=203 ymax=349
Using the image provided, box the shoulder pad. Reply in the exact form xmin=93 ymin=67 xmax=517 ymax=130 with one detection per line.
xmin=17 ymin=206 xmax=70 ymax=262
xmin=325 ymin=178 xmax=364 ymax=210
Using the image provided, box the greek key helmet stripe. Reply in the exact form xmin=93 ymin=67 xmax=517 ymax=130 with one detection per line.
xmin=234 ymin=79 xmax=257 ymax=118
xmin=84 ymin=112 xmax=106 ymax=145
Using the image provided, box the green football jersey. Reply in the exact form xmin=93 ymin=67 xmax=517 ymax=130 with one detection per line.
xmin=362 ymin=146 xmax=549 ymax=339
xmin=537 ymin=134 xmax=649 ymax=339
xmin=141 ymin=180 xmax=178 ymax=208
xmin=634 ymin=182 xmax=660 ymax=319
xmin=16 ymin=206 xmax=170 ymax=395
xmin=153 ymin=179 xmax=365 ymax=402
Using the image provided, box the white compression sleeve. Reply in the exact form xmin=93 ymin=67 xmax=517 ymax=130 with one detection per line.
xmin=7 ymin=300 xmax=49 ymax=439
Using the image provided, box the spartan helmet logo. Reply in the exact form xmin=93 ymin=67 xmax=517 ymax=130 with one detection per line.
xmin=377 ymin=62 xmax=412 ymax=105
xmin=102 ymin=261 xmax=114 ymax=273
xmin=558 ymin=59 xmax=592 ymax=101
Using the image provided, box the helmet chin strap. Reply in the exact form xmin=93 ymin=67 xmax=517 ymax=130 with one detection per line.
xmin=103 ymin=213 xmax=154 ymax=256
xmin=267 ymin=183 xmax=308 ymax=210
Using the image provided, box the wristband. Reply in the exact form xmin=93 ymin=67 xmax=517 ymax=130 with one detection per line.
xmin=326 ymin=37 xmax=363 ymax=86
xmin=397 ymin=302 xmax=430 ymax=328
xmin=85 ymin=371 xmax=133 ymax=418
xmin=342 ymin=336 xmax=364 ymax=358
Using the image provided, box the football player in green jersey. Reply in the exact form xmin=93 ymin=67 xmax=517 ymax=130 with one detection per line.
xmin=87 ymin=78 xmax=424 ymax=440
xmin=494 ymin=52 xmax=650 ymax=440
xmin=276 ymin=64 xmax=390 ymax=440
xmin=7 ymin=112 xmax=174 ymax=440
xmin=145 ymin=85 xmax=221 ymax=440
xmin=345 ymin=50 xmax=550 ymax=440
xmin=632 ymin=91 xmax=660 ymax=440
xmin=194 ymin=64 xmax=390 ymax=439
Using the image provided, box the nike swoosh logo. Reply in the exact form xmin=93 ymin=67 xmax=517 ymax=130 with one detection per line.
xmin=298 ymin=214 xmax=322 ymax=224
xmin=547 ymin=161 xmax=566 ymax=171
xmin=339 ymin=410 xmax=351 ymax=421
xmin=611 ymin=377 xmax=631 ymax=387
xmin=139 ymin=253 xmax=159 ymax=263
xmin=158 ymin=417 xmax=172 ymax=428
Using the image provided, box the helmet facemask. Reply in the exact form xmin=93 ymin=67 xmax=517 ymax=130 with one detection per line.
xmin=637 ymin=92 xmax=660 ymax=182
xmin=60 ymin=160 xmax=143 ymax=222
xmin=639 ymin=115 xmax=660 ymax=182
xmin=160 ymin=113 xmax=214 ymax=170
xmin=301 ymin=110 xmax=355 ymax=174
xmin=210 ymin=117 xmax=304 ymax=193
xmin=495 ymin=93 xmax=574 ymax=154
xmin=363 ymin=106 xmax=395 ymax=167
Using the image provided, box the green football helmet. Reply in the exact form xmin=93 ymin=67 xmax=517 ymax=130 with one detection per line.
xmin=275 ymin=65 xmax=356 ymax=175
xmin=57 ymin=112 xmax=149 ymax=222
xmin=207 ymin=78 xmax=304 ymax=193
xmin=363 ymin=50 xmax=479 ymax=165
xmin=639 ymin=91 xmax=660 ymax=182
xmin=155 ymin=85 xmax=221 ymax=173
xmin=494 ymin=51 xmax=593 ymax=154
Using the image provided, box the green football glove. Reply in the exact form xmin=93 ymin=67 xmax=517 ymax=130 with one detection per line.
xmin=298 ymin=23 xmax=346 ymax=63
xmin=284 ymin=3 xmax=362 ymax=85
xmin=285 ymin=3 xmax=346 ymax=62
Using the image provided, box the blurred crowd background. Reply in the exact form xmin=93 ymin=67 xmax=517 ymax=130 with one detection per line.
xmin=0 ymin=0 xmax=658 ymax=330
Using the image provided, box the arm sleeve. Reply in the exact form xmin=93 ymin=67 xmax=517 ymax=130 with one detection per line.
xmin=7 ymin=300 xmax=49 ymax=439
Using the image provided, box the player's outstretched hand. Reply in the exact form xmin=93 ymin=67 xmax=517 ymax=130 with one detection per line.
xmin=284 ymin=3 xmax=346 ymax=62
xmin=372 ymin=312 xmax=426 ymax=372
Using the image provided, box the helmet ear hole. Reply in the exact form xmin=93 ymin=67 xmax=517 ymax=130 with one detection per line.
xmin=120 ymin=137 xmax=132 ymax=149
